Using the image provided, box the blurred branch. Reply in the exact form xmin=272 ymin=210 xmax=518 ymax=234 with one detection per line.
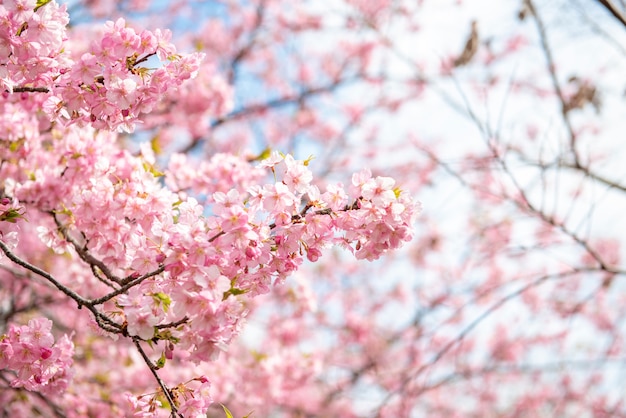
xmin=212 ymin=77 xmax=358 ymax=128
xmin=526 ymin=0 xmax=582 ymax=165
xmin=0 ymin=374 xmax=66 ymax=418
xmin=228 ymin=0 xmax=267 ymax=83
xmin=424 ymin=356 xmax=626 ymax=394
xmin=180 ymin=76 xmax=358 ymax=154
xmin=596 ymin=0 xmax=626 ymax=28
xmin=372 ymin=267 xmax=622 ymax=417
xmin=573 ymin=0 xmax=626 ymax=55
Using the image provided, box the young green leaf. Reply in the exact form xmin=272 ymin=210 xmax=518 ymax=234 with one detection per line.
xmin=156 ymin=352 xmax=166 ymax=369
xmin=221 ymin=404 xmax=234 ymax=418
xmin=35 ymin=0 xmax=53 ymax=12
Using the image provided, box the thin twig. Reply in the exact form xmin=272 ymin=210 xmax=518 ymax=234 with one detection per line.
xmin=372 ymin=267 xmax=617 ymax=417
xmin=526 ymin=0 xmax=581 ymax=164
xmin=51 ymin=212 xmax=123 ymax=285
xmin=132 ymin=338 xmax=181 ymax=417
xmin=90 ymin=265 xmax=165 ymax=305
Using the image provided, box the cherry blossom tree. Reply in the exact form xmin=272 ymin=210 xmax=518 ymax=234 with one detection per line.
xmin=2 ymin=0 xmax=626 ymax=417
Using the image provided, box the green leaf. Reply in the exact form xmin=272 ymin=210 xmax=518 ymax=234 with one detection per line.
xmin=53 ymin=207 xmax=73 ymax=217
xmin=150 ymin=136 xmax=161 ymax=156
xmin=142 ymin=161 xmax=164 ymax=178
xmin=242 ymin=411 xmax=255 ymax=418
xmin=16 ymin=22 xmax=28 ymax=36
xmin=251 ymin=147 xmax=271 ymax=162
xmin=222 ymin=278 xmax=248 ymax=300
xmin=221 ymin=404 xmax=234 ymax=418
xmin=0 ymin=208 xmax=26 ymax=223
xmin=155 ymin=352 xmax=166 ymax=369
xmin=34 ymin=0 xmax=53 ymax=12
xmin=152 ymin=292 xmax=171 ymax=313
xmin=154 ymin=329 xmax=180 ymax=343
xmin=9 ymin=138 xmax=25 ymax=152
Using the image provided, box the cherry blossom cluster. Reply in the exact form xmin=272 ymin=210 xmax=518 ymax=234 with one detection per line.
xmin=2 ymin=1 xmax=205 ymax=133
xmin=0 ymin=317 xmax=74 ymax=396
xmin=0 ymin=109 xmax=418 ymax=413
xmin=0 ymin=0 xmax=620 ymax=415
xmin=125 ymin=376 xmax=212 ymax=418
xmin=0 ymin=0 xmax=425 ymax=414
xmin=165 ymin=152 xmax=265 ymax=202
xmin=0 ymin=0 xmax=69 ymax=93
xmin=52 ymin=17 xmax=205 ymax=132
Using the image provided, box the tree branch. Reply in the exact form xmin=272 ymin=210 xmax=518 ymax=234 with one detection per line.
xmin=132 ymin=338 xmax=181 ymax=417
xmin=0 ymin=240 xmax=122 ymax=334
xmin=596 ymin=0 xmax=626 ymax=28
xmin=90 ymin=265 xmax=165 ymax=306
xmin=10 ymin=86 xmax=50 ymax=93
xmin=51 ymin=212 xmax=122 ymax=285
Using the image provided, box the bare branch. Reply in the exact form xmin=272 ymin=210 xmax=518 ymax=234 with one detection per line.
xmin=228 ymin=0 xmax=268 ymax=83
xmin=526 ymin=0 xmax=581 ymax=164
xmin=90 ymin=265 xmax=165 ymax=306
xmin=596 ymin=0 xmax=626 ymax=28
xmin=10 ymin=86 xmax=50 ymax=93
xmin=372 ymin=267 xmax=622 ymax=416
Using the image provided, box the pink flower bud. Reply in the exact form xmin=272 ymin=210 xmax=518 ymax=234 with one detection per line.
xmin=165 ymin=342 xmax=174 ymax=360
xmin=40 ymin=347 xmax=53 ymax=360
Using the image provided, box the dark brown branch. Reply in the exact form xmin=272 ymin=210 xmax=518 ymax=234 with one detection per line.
xmin=10 ymin=86 xmax=50 ymax=93
xmin=132 ymin=339 xmax=181 ymax=418
xmin=155 ymin=316 xmax=189 ymax=329
xmin=0 ymin=240 xmax=122 ymax=334
xmin=0 ymin=374 xmax=67 ymax=417
xmin=90 ymin=265 xmax=165 ymax=305
xmin=208 ymin=230 xmax=225 ymax=243
xmin=0 ymin=240 xmax=89 ymax=308
xmin=51 ymin=212 xmax=123 ymax=285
